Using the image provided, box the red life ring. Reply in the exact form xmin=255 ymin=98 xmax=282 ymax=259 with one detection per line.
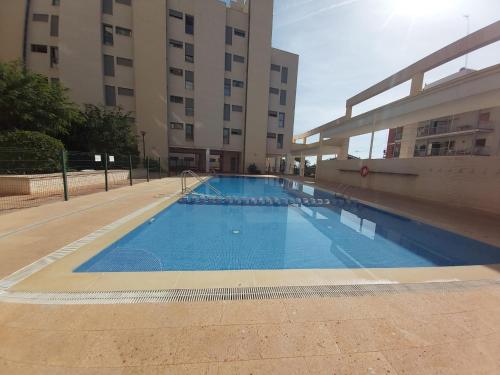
xmin=360 ymin=166 xmax=369 ymax=177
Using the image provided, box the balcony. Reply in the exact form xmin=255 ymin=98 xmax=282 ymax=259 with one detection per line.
xmin=416 ymin=122 xmax=494 ymax=138
xmin=414 ymin=146 xmax=491 ymax=157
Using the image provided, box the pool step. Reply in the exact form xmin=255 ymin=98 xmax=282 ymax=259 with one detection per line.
xmin=178 ymin=195 xmax=331 ymax=207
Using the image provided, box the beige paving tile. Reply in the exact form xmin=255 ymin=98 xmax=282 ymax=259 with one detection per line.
xmin=387 ymin=292 xmax=467 ymax=316
xmin=121 ymin=363 xmax=219 ymax=375
xmin=217 ymin=357 xmax=310 ymax=375
xmin=383 ymin=339 xmax=499 ymax=375
xmin=4 ymin=304 xmax=91 ymax=331
xmin=0 ymin=325 xmax=183 ymax=368
xmin=75 ymin=302 xmax=223 ymax=330
xmin=257 ymin=322 xmax=339 ymax=358
xmin=305 ymin=352 xmax=396 ymax=375
xmin=442 ymin=310 xmax=497 ymax=338
xmin=330 ymin=318 xmax=426 ymax=353
xmin=221 ymin=300 xmax=288 ymax=325
xmin=174 ymin=325 xmax=261 ymax=364
xmin=78 ymin=328 xmax=183 ymax=368
xmin=0 ymin=359 xmax=122 ymax=375
xmin=387 ymin=314 xmax=472 ymax=346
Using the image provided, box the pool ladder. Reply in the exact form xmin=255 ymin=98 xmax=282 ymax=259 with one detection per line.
xmin=180 ymin=170 xmax=225 ymax=197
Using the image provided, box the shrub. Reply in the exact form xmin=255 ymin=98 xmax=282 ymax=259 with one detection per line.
xmin=0 ymin=131 xmax=64 ymax=174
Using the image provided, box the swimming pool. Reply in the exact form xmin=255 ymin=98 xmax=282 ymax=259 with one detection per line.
xmin=75 ymin=176 xmax=500 ymax=272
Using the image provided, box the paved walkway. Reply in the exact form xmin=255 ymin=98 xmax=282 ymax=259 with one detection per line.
xmin=0 ymin=176 xmax=499 ymax=373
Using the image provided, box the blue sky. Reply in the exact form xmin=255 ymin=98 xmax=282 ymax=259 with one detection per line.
xmin=271 ymin=0 xmax=500 ymax=158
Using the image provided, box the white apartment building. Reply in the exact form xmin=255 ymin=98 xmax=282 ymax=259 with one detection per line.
xmin=0 ymin=0 xmax=299 ymax=174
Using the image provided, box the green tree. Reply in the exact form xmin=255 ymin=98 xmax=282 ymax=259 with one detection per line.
xmin=65 ymin=104 xmax=139 ymax=155
xmin=0 ymin=61 xmax=82 ymax=138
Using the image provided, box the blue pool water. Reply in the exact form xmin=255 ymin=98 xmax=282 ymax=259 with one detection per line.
xmin=75 ymin=176 xmax=500 ymax=272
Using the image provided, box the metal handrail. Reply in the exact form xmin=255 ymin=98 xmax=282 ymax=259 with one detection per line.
xmin=180 ymin=170 xmax=225 ymax=197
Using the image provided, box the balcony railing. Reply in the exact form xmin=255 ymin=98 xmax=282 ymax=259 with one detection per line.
xmin=414 ymin=146 xmax=491 ymax=157
xmin=416 ymin=122 xmax=494 ymax=138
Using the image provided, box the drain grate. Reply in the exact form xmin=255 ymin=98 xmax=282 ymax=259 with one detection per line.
xmin=1 ymin=279 xmax=499 ymax=304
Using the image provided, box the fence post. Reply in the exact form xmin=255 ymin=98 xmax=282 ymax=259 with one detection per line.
xmin=146 ymin=157 xmax=150 ymax=182
xmin=61 ymin=149 xmax=68 ymax=201
xmin=158 ymin=157 xmax=161 ymax=179
xmin=128 ymin=154 xmax=133 ymax=186
xmin=104 ymin=152 xmax=109 ymax=191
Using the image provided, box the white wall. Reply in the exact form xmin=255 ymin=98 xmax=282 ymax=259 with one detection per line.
xmin=316 ymin=156 xmax=500 ymax=215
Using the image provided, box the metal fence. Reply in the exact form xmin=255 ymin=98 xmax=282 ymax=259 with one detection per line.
xmin=0 ymin=148 xmax=165 ymax=214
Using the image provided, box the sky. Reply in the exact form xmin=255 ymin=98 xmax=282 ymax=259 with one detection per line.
xmin=271 ymin=0 xmax=500 ymax=159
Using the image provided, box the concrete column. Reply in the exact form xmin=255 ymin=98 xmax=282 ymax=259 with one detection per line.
xmin=299 ymin=153 xmax=305 ymax=177
xmin=345 ymin=105 xmax=352 ymax=119
xmin=368 ymin=131 xmax=375 ymax=159
xmin=410 ymin=72 xmax=424 ymax=96
xmin=399 ymin=124 xmax=418 ymax=158
xmin=206 ymin=148 xmax=210 ymax=173
xmin=338 ymin=138 xmax=350 ymax=160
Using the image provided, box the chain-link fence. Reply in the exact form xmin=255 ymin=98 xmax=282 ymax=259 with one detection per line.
xmin=0 ymin=148 xmax=165 ymax=214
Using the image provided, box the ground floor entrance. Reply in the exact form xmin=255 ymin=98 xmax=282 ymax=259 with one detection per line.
xmin=169 ymin=148 xmax=241 ymax=174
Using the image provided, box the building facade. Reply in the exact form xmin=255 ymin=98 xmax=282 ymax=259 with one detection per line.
xmin=0 ymin=0 xmax=299 ymax=174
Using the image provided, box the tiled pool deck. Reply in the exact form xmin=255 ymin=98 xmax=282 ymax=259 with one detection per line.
xmin=0 ymin=176 xmax=499 ymax=373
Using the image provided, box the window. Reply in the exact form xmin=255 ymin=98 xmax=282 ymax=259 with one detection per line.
xmin=268 ymin=111 xmax=277 ymax=117
xmin=169 ymin=67 xmax=183 ymax=76
xmin=278 ymin=112 xmax=285 ymax=128
xmin=232 ymin=105 xmax=243 ymax=112
xmin=269 ymin=87 xmax=279 ymax=95
xmin=33 ymin=13 xmax=49 ymax=22
xmin=116 ymin=57 xmax=133 ymax=67
xmin=185 ymin=124 xmax=194 ymax=141
xmin=50 ymin=15 xmax=59 ymax=36
xmin=185 ymin=70 xmax=194 ymax=90
xmin=225 ymin=53 xmax=232 ymax=72
xmin=169 ymin=9 xmax=183 ymax=20
xmin=224 ymin=79 xmax=231 ymax=96
xmin=224 ymin=104 xmax=230 ymax=121
xmin=225 ymin=26 xmax=233 ymax=45
xmin=271 ymin=64 xmax=281 ymax=72
xmin=267 ymin=132 xmax=276 ymax=139
xmin=116 ymin=0 xmax=131 ymax=5
xmin=234 ymin=28 xmax=246 ymax=37
xmin=475 ymin=138 xmax=486 ymax=147
xmin=116 ymin=26 xmax=132 ymax=37
xmin=185 ymin=98 xmax=194 ymax=116
xmin=231 ymin=129 xmax=242 ymax=135
xmin=277 ymin=134 xmax=284 ymax=149
xmin=104 ymin=85 xmax=116 ymax=106
xmin=49 ymin=47 xmax=59 ymax=67
xmin=280 ymin=90 xmax=287 ymax=105
xmin=102 ymin=0 xmax=113 ymax=14
xmin=52 ymin=0 xmax=60 ymax=6
xmin=31 ymin=44 xmax=47 ymax=53
xmin=185 ymin=14 xmax=194 ymax=34
xmin=103 ymin=24 xmax=113 ymax=45
xmin=233 ymin=55 xmax=245 ymax=63
xmin=103 ymin=54 xmax=114 ymax=76
xmin=169 ymin=39 xmax=183 ymax=48
xmin=118 ymin=87 xmax=134 ymax=96
xmin=170 ymin=122 xmax=183 ymax=130
xmin=185 ymin=43 xmax=194 ymax=62
xmin=281 ymin=66 xmax=288 ymax=84
xmin=223 ymin=128 xmax=230 ymax=144
xmin=232 ymin=80 xmax=244 ymax=88
xmin=170 ymin=95 xmax=183 ymax=104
